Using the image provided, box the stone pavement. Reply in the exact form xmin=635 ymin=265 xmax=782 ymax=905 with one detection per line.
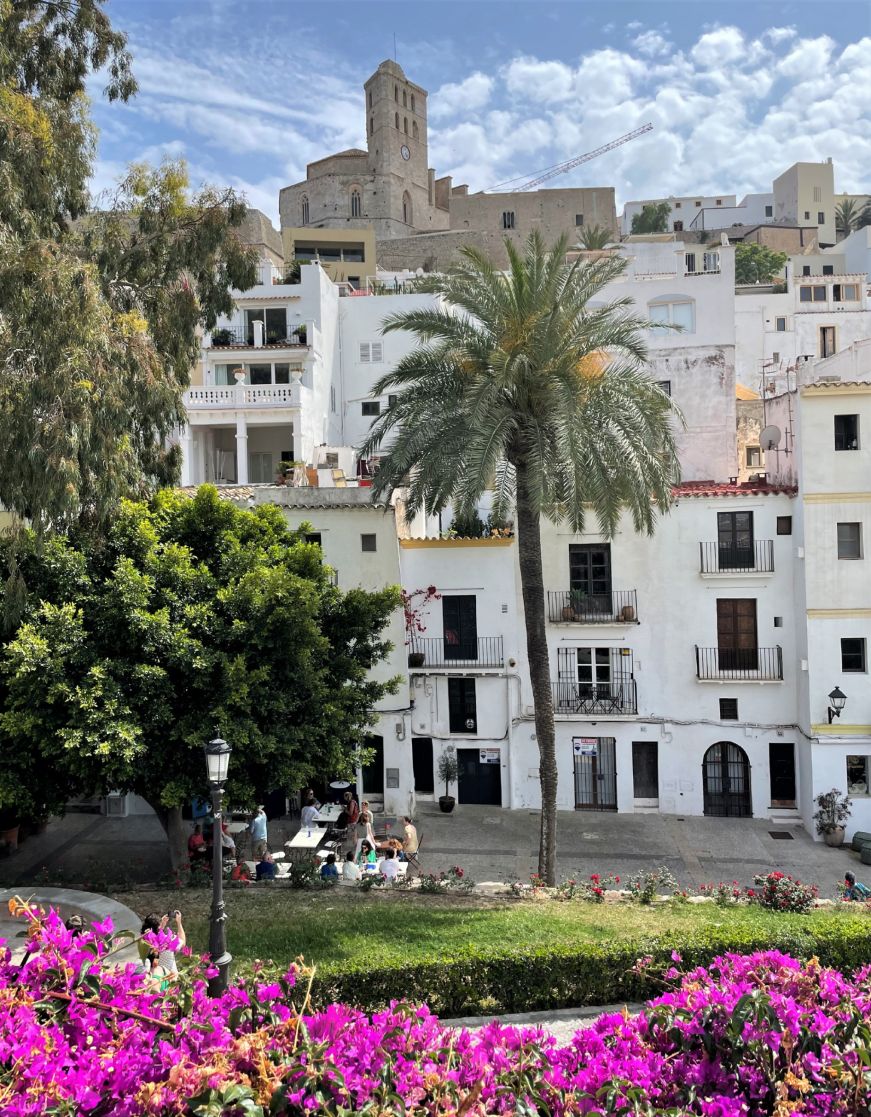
xmin=0 ymin=803 xmax=860 ymax=898
xmin=0 ymin=887 xmax=142 ymax=963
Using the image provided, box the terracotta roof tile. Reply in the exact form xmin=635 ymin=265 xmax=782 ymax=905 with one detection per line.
xmin=673 ymin=480 xmax=797 ymax=498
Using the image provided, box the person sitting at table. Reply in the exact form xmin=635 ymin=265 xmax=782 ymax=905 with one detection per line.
xmin=220 ymin=822 xmax=236 ymax=859
xmin=256 ymin=852 xmax=277 ymax=881
xmin=320 ymin=852 xmax=339 ymax=881
xmin=342 ymin=851 xmax=361 ymax=881
xmin=357 ymin=839 xmax=377 ymax=869
xmin=380 ymin=848 xmax=399 ymax=882
xmin=402 ymin=816 xmax=419 ymax=858
xmin=188 ymin=824 xmax=207 ymax=861
xmin=230 ymin=852 xmax=252 ymax=884
xmin=375 ymin=835 xmax=403 ymax=857
xmin=301 ymin=797 xmax=320 ymax=829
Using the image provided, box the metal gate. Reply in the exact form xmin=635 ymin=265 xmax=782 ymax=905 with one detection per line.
xmin=702 ymin=741 xmax=752 ymax=818
xmin=573 ymin=737 xmax=617 ymax=810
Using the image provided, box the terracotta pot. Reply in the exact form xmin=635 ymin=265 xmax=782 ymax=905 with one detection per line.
xmin=823 ymin=826 xmax=846 ymax=848
xmin=621 ymin=605 xmax=636 ymax=622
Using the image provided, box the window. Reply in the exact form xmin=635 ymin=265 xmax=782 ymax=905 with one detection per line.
xmin=575 ymin=213 xmax=584 ymax=226
xmin=402 ymin=191 xmax=412 ymax=225
xmin=403 ymin=117 xmax=408 ymax=134
xmin=716 ymin=198 xmax=722 ymax=206
xmin=837 ymin=522 xmax=862 ymax=560
xmin=448 ymin=678 xmax=477 ymax=733
xmin=746 ymin=446 xmax=762 ymax=467
xmin=834 ymin=414 xmax=859 ymax=451
xmin=368 ymin=115 xmax=374 ymax=136
xmin=801 ymin=266 xmax=811 ymax=276
xmin=841 ymin=637 xmax=867 ymax=673
xmin=695 ymin=200 xmax=701 ymax=207
xmin=402 ymin=90 xmax=407 ymax=107
xmin=576 ymin=648 xmax=613 ymax=697
xmin=411 ymin=93 xmax=415 ymax=112
xmin=245 ymin=307 xmax=288 ymax=344
xmin=648 ymin=298 xmax=695 ymax=332
xmin=305 ymin=532 xmax=322 ymax=546
xmin=656 ymin=380 xmax=672 ymax=396
xmin=833 ymin=283 xmax=859 ymax=301
xmin=300 ymin=195 xmax=309 ymax=224
xmin=359 ymin=342 xmax=383 ymax=363
xmin=394 ymin=85 xmax=398 ymax=102
xmin=569 ymin=543 xmax=612 ymax=600
xmin=799 ymin=285 xmax=826 ymax=302
xmin=804 ymin=210 xmax=810 ymax=220
xmin=775 ymin=316 xmax=787 ymax=331
xmin=387 ymin=393 xmax=398 ymax=408
xmin=822 ymin=264 xmax=834 ymax=275
xmin=502 ymin=211 xmax=515 ymax=230
xmin=685 ymin=252 xmax=697 ymax=273
xmin=773 ymin=616 xmax=783 ymax=628
xmin=675 ymin=202 xmax=681 ymax=209
xmin=813 ymin=186 xmax=822 ymax=202
xmin=820 ymin=326 xmax=836 ymax=358
xmin=412 ymin=120 xmax=419 ymax=140
xmin=330 ymin=385 xmax=336 ymax=413
xmin=350 ymin=188 xmax=362 ymax=217
xmin=818 ymin=211 xmax=825 ymax=225
xmin=368 ymin=90 xmax=372 ymax=108
xmin=777 ymin=516 xmax=792 ymax=535
xmin=719 ymin=698 xmax=738 ymax=720
xmin=847 ymin=755 xmax=871 ymax=795
xmin=673 ymin=220 xmax=683 ymax=231
xmin=772 ymin=351 xmax=780 ymax=363
xmin=361 ymin=401 xmax=381 ymax=416
xmin=395 ymin=111 xmax=399 ymax=129
xmin=442 ymin=595 xmax=478 ymax=660
xmin=361 ymin=534 xmax=377 ymax=553
xmin=764 ymin=205 xmax=773 ymax=217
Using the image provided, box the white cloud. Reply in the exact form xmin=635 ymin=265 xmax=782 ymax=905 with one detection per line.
xmin=429 ymin=73 xmax=494 ymax=120
xmin=766 ymin=27 xmax=797 ymax=44
xmin=691 ymin=26 xmax=748 ymax=67
xmin=633 ymin=31 xmax=671 ymax=58
xmin=504 ymin=57 xmax=575 ymax=102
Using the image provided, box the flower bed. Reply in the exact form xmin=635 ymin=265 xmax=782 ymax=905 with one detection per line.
xmin=4 ymin=900 xmax=871 ymax=1114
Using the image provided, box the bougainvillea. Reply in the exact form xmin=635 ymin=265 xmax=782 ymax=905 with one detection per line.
xmin=3 ymin=899 xmax=871 ymax=1114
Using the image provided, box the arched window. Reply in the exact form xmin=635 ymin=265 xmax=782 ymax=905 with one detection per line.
xmin=395 ymin=111 xmax=399 ymax=129
xmin=402 ymin=90 xmax=407 ymax=107
xmin=403 ymin=117 xmax=408 ymax=134
xmin=702 ymin=743 xmax=752 ymax=817
xmin=369 ymin=115 xmax=374 ymax=136
xmin=301 ymin=195 xmax=309 ymax=225
xmin=350 ymin=187 xmax=362 ymax=218
xmin=394 ymin=85 xmax=398 ymax=102
xmin=411 ymin=93 xmax=415 ymax=112
xmin=412 ymin=120 xmax=419 ymax=141
xmin=647 ymin=295 xmax=695 ymax=333
xmin=402 ymin=191 xmax=412 ymax=225
xmin=368 ymin=90 xmax=372 ymax=108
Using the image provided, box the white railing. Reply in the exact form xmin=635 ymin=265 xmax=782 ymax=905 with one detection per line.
xmin=184 ymin=385 xmax=297 ymax=409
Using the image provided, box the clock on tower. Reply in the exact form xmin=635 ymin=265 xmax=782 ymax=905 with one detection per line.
xmin=400 ymin=144 xmax=410 ymax=160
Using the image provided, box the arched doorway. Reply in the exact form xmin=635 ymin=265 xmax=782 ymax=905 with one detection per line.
xmin=702 ymin=742 xmax=752 ymax=817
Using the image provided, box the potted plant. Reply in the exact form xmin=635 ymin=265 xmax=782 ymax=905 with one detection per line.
xmin=293 ymin=325 xmax=307 ymax=345
xmin=569 ymin=588 xmax=587 ymax=620
xmin=814 ymin=788 xmax=852 ymax=847
xmin=211 ymin=327 xmax=233 ymax=346
xmin=438 ymin=748 xmax=459 ymax=814
xmin=402 ymin=585 xmax=440 ymax=667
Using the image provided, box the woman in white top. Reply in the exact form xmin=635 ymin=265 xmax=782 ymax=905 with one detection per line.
xmin=342 ymin=852 xmax=362 ymax=881
xmin=359 ymin=800 xmax=376 ymax=847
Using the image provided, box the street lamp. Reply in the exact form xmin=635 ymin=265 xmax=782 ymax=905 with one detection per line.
xmin=827 ymin=687 xmax=847 ymax=724
xmin=204 ymin=732 xmax=232 ymax=996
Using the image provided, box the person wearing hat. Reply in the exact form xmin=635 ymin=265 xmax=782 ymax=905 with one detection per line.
xmin=249 ymin=805 xmax=268 ymax=860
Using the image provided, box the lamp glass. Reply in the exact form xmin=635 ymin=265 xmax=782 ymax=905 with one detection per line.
xmin=828 ymin=686 xmax=847 ymax=711
xmin=205 ymin=736 xmax=231 ymax=784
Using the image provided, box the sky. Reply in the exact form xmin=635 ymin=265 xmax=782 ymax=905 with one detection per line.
xmin=92 ymin=0 xmax=871 ymax=224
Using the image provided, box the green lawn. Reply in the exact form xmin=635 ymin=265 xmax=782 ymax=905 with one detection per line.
xmin=113 ymin=886 xmax=860 ymax=975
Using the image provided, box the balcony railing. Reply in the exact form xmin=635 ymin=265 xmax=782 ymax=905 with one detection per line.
xmin=408 ymin=636 xmax=503 ymax=669
xmin=184 ymin=385 xmax=297 ymax=409
xmin=208 ymin=331 xmax=309 ymax=348
xmin=695 ymin=646 xmax=783 ymax=681
xmin=547 ymin=589 xmax=638 ymax=623
xmin=552 ymin=677 xmax=637 ymax=716
xmin=699 ymin=541 xmax=774 ymax=574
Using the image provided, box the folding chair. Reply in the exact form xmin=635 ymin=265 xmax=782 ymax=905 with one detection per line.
xmin=405 ymin=835 xmax=423 ymax=875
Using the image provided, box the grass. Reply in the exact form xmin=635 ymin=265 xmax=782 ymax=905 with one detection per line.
xmin=113 ymin=886 xmax=861 ymax=976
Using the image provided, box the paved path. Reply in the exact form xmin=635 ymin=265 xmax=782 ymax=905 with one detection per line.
xmin=443 ymin=1002 xmax=645 ymax=1045
xmin=0 ymin=805 xmax=859 ymax=897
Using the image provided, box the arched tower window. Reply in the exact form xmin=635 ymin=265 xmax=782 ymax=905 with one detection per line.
xmin=301 ymin=195 xmax=309 ymax=225
xmin=403 ymin=117 xmax=408 ymax=134
xmin=350 ymin=187 xmax=362 ymax=218
xmin=369 ymin=115 xmax=374 ymax=136
xmin=412 ymin=120 xmax=419 ymax=141
xmin=368 ymin=90 xmax=372 ymax=108
xmin=402 ymin=90 xmax=407 ymax=107
xmin=411 ymin=93 xmax=416 ymax=112
xmin=402 ymin=191 xmax=413 ymax=226
xmin=394 ymin=85 xmax=398 ymax=102
xmin=395 ymin=111 xmax=399 ymax=129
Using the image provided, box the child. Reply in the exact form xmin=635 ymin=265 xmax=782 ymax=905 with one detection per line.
xmin=320 ymin=852 xmax=339 ymax=880
xmin=843 ymin=871 xmax=871 ymax=900
xmin=342 ymin=850 xmax=361 ymax=881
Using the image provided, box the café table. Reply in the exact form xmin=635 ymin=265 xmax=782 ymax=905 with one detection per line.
xmin=226 ymin=821 xmax=248 ymax=835
xmin=313 ymin=803 xmax=343 ymax=826
xmin=285 ymin=828 xmax=326 ymax=860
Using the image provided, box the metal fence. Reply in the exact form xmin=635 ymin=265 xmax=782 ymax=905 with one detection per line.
xmin=408 ymin=636 xmax=504 ymax=669
xmin=699 ymin=541 xmax=774 ymax=573
xmin=551 ymin=676 xmax=638 ymax=715
xmin=547 ymin=589 xmax=638 ymax=623
xmin=695 ymin=646 xmax=783 ymax=680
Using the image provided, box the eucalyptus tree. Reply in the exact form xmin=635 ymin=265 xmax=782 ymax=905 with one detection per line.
xmin=362 ymin=233 xmax=681 ymax=882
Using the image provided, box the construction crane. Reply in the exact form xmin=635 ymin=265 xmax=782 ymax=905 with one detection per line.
xmin=491 ymin=123 xmax=654 ymax=193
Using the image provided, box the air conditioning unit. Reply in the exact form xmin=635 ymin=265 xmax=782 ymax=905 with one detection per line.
xmin=104 ymin=793 xmax=128 ymax=818
xmin=523 ymin=704 xmax=536 ymax=717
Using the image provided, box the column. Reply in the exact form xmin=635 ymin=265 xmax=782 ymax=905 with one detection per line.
xmin=235 ymin=412 xmax=248 ymax=485
xmin=180 ymin=425 xmax=194 ymax=487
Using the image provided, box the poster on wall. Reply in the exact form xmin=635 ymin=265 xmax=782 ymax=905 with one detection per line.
xmin=479 ymin=748 xmax=501 ymax=765
xmin=573 ymin=737 xmax=598 ymax=756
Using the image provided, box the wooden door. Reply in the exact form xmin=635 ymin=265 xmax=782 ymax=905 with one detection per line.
xmin=632 ymin=742 xmax=659 ymax=800
xmin=717 ymin=512 xmax=754 ymax=570
xmin=717 ymin=599 xmax=758 ymax=672
xmin=442 ymin=595 xmax=478 ymax=660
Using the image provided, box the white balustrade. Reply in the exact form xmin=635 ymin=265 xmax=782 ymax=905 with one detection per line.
xmin=184 ymin=385 xmax=297 ymax=409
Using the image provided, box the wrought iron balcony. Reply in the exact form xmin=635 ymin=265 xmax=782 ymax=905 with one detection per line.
xmin=699 ymin=541 xmax=774 ymax=574
xmin=695 ymin=646 xmax=783 ymax=681
xmin=551 ymin=677 xmax=637 ymax=716
xmin=547 ymin=589 xmax=638 ymax=623
xmin=207 ymin=330 xmax=309 ymax=348
xmin=408 ymin=636 xmax=504 ymax=669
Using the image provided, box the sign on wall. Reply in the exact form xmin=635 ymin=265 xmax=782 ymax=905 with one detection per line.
xmin=573 ymin=737 xmax=598 ymax=756
xmin=479 ymin=748 xmax=501 ymax=765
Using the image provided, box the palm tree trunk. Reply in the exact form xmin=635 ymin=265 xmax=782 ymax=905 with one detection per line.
xmin=514 ymin=463 xmax=558 ymax=884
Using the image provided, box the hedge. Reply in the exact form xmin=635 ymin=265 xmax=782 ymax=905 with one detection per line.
xmin=310 ymin=917 xmax=871 ymax=1015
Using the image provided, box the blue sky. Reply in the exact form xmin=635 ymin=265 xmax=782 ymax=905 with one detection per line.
xmin=92 ymin=0 xmax=871 ymax=223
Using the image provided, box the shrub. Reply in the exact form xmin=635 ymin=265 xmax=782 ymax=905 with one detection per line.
xmin=700 ymin=880 xmax=742 ymax=906
xmin=626 ymin=865 xmax=678 ymax=903
xmin=749 ymin=871 xmax=819 ymax=913
xmin=417 ymin=865 xmax=474 ymax=895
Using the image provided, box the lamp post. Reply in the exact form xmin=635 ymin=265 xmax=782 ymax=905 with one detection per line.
xmin=205 ymin=732 xmax=232 ymax=997
xmin=827 ymin=686 xmax=847 ymax=724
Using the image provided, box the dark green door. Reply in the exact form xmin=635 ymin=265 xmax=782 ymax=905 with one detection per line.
xmin=457 ymin=748 xmax=502 ymax=805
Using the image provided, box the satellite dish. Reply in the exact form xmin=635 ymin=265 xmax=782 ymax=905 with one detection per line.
xmin=760 ymin=425 xmax=782 ymax=450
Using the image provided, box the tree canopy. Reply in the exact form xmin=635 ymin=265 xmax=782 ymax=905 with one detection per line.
xmin=734 ymin=242 xmax=789 ymax=285
xmin=0 ymin=1 xmax=257 ymax=535
xmin=0 ymin=487 xmax=399 ymax=863
xmin=630 ymin=202 xmax=671 ymax=234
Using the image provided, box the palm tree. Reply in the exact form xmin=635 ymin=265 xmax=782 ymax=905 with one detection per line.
xmin=857 ymin=201 xmax=871 ymax=230
xmin=361 ymin=232 xmax=681 ymax=883
xmin=575 ymin=224 xmax=613 ymax=250
xmin=835 ymin=199 xmax=859 ymax=239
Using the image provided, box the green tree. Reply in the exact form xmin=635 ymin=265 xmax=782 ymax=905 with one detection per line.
xmin=835 ymin=199 xmax=859 ymax=239
xmin=0 ymin=487 xmax=399 ymax=867
xmin=630 ymin=202 xmax=671 ymax=234
xmin=0 ymin=1 xmax=256 ymax=536
xmin=734 ymin=242 xmax=788 ymax=285
xmin=361 ymin=233 xmax=681 ymax=883
xmin=575 ymin=225 xmax=612 ymax=250
xmin=857 ymin=202 xmax=871 ymax=230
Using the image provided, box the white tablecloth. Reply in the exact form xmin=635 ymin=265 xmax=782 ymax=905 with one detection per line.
xmin=286 ymin=829 xmax=325 ymax=851
xmin=313 ymin=804 xmax=343 ymax=826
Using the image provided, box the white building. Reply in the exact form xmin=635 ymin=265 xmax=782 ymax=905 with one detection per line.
xmin=621 ymin=194 xmax=736 ymax=236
